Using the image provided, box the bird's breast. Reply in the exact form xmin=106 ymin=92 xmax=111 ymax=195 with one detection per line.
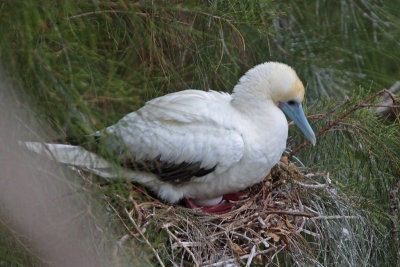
xmin=233 ymin=107 xmax=288 ymax=186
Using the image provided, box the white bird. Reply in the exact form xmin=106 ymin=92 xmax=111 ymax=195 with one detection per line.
xmin=24 ymin=62 xmax=316 ymax=213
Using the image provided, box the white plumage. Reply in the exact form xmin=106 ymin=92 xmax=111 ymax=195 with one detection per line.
xmin=24 ymin=62 xmax=316 ymax=210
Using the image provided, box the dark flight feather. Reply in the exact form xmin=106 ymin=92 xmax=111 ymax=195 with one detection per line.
xmin=58 ymin=136 xmax=217 ymax=184
xmin=122 ymin=157 xmax=217 ymax=184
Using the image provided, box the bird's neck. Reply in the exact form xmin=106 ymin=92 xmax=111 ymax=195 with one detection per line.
xmin=230 ymin=83 xmax=275 ymax=116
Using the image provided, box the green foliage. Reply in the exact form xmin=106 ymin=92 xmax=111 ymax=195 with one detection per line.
xmin=2 ymin=0 xmax=399 ymax=123
xmin=291 ymin=89 xmax=400 ymax=204
xmin=1 ymin=0 xmax=399 ymax=265
xmin=0 ymin=218 xmax=42 ymax=266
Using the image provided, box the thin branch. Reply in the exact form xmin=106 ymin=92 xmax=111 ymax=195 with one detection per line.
xmin=124 ymin=208 xmax=166 ymax=267
xmin=288 ymin=89 xmax=397 ymax=158
xmin=163 ymin=224 xmax=200 ymax=267
xmin=292 ymin=179 xmax=329 ymax=189
xmin=312 ymin=215 xmax=359 ymax=220
xmin=312 ymin=98 xmax=351 ymax=124
xmin=203 ymin=247 xmax=277 ymax=267
xmin=361 ymin=104 xmax=400 ymax=108
xmin=230 ymin=231 xmax=254 ymax=243
xmin=245 ymin=245 xmax=257 ymax=267
xmin=301 ymin=228 xmax=322 ymax=238
xmin=259 ymin=210 xmax=315 ymax=218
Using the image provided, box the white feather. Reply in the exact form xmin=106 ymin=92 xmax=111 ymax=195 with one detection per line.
xmin=22 ymin=62 xmax=308 ymax=205
xmin=22 ymin=142 xmax=111 ymax=168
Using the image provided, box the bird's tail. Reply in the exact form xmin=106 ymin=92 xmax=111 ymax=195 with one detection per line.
xmin=21 ymin=141 xmax=120 ymax=178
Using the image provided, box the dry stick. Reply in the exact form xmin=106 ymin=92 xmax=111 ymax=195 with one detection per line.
xmin=361 ymin=104 xmax=400 ymax=108
xmin=312 ymin=98 xmax=351 ymax=124
xmin=288 ymin=89 xmax=397 ymax=158
xmin=292 ymin=179 xmax=329 ymax=189
xmin=163 ymin=225 xmax=200 ymax=267
xmin=230 ymin=231 xmax=254 ymax=243
xmin=245 ymin=245 xmax=257 ymax=267
xmin=312 ymin=215 xmax=359 ymax=220
xmin=124 ymin=208 xmax=166 ymax=267
xmin=203 ymin=247 xmax=277 ymax=267
xmin=246 ymin=227 xmax=271 ymax=249
xmin=258 ymin=210 xmax=314 ymax=218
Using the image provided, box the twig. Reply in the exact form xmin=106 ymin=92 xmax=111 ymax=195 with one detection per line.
xmin=272 ymin=179 xmax=286 ymax=189
xmin=301 ymin=228 xmax=322 ymax=238
xmin=129 ymin=195 xmax=143 ymax=227
xmin=108 ymin=203 xmax=139 ymax=237
xmin=163 ymin=224 xmax=200 ymax=267
xmin=171 ymin=242 xmax=202 ymax=250
xmin=311 ymin=98 xmax=351 ymax=125
xmin=246 ymin=227 xmax=271 ymax=249
xmin=259 ymin=210 xmax=315 ymax=218
xmin=257 ymin=217 xmax=266 ymax=227
xmin=231 ymin=231 xmax=254 ymax=243
xmin=361 ymin=104 xmax=400 ymax=108
xmin=312 ymin=215 xmax=359 ymax=220
xmin=124 ymin=208 xmax=166 ymax=267
xmin=288 ymin=89 xmax=397 ymax=158
xmin=245 ymin=245 xmax=257 ymax=267
xmin=203 ymin=247 xmax=277 ymax=267
xmin=292 ymin=179 xmax=329 ymax=189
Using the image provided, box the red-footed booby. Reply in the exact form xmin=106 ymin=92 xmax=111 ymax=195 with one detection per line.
xmin=23 ymin=62 xmax=316 ymax=213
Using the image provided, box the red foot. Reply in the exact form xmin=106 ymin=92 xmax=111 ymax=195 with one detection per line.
xmin=222 ymin=192 xmax=248 ymax=201
xmin=184 ymin=198 xmax=235 ymax=214
xmin=183 ymin=198 xmax=200 ymax=209
xmin=183 ymin=192 xmax=248 ymax=214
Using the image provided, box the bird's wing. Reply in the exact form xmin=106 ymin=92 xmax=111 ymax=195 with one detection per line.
xmin=100 ymin=90 xmax=245 ymax=183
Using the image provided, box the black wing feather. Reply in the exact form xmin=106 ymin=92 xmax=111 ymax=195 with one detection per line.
xmin=122 ymin=157 xmax=216 ymax=184
xmin=58 ymin=136 xmax=216 ymax=184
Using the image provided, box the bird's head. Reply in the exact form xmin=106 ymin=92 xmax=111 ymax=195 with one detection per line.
xmin=233 ymin=62 xmax=316 ymax=145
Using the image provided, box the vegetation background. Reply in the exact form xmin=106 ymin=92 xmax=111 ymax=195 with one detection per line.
xmin=0 ymin=0 xmax=399 ymax=265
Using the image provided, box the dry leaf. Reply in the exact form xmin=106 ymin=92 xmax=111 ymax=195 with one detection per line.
xmin=254 ymin=254 xmax=263 ymax=265
xmin=285 ymin=217 xmax=295 ymax=229
xmin=267 ymin=231 xmax=280 ymax=242
xmin=289 ymin=162 xmax=299 ymax=171
xmin=273 ymin=228 xmax=291 ymax=235
xmin=289 ymin=163 xmax=302 ymax=181
xmin=231 ymin=242 xmax=246 ymax=256
xmin=265 ymin=214 xmax=278 ymax=222
xmin=276 ymin=220 xmax=285 ymax=229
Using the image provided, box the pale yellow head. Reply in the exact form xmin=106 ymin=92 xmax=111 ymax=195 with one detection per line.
xmin=232 ymin=61 xmax=305 ymax=105
xmin=232 ymin=62 xmax=316 ymax=145
xmin=267 ymin=65 xmax=305 ymax=104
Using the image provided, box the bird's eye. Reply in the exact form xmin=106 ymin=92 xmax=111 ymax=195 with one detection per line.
xmin=287 ymin=100 xmax=296 ymax=106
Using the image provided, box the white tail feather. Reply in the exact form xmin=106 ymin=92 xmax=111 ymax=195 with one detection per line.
xmin=22 ymin=141 xmax=112 ymax=168
xmin=20 ymin=142 xmax=157 ymax=182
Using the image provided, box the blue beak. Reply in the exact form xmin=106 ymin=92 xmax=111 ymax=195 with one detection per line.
xmin=279 ymin=102 xmax=316 ymax=146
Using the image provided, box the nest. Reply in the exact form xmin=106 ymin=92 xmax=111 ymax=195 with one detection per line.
xmin=107 ymin=157 xmax=374 ymax=266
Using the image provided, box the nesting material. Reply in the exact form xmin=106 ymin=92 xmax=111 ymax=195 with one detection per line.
xmin=118 ymin=159 xmax=364 ymax=266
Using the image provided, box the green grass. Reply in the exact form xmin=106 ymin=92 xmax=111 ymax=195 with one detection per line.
xmin=1 ymin=0 xmax=399 ymax=265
